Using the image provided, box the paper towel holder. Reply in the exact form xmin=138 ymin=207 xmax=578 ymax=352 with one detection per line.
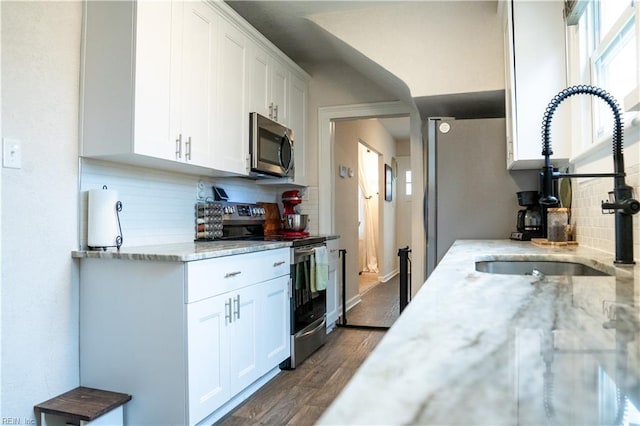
xmin=88 ymin=185 xmax=124 ymax=251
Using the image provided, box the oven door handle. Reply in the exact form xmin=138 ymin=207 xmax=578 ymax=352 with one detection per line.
xmin=297 ymin=317 xmax=326 ymax=339
xmin=295 ymin=248 xmax=316 ymax=256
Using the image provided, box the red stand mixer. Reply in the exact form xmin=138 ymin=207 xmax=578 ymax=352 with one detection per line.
xmin=281 ymin=190 xmax=309 ymax=238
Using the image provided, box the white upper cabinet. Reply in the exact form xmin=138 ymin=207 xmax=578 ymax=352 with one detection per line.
xmin=81 ymin=1 xmax=174 ymax=161
xmin=249 ymin=43 xmax=290 ymax=126
xmin=502 ymin=0 xmax=571 ymax=170
xmin=81 ymin=0 xmax=308 ymax=179
xmin=214 ymin=18 xmax=250 ymax=175
xmin=175 ymin=1 xmax=219 ymax=169
xmin=289 ymin=73 xmax=308 ymax=186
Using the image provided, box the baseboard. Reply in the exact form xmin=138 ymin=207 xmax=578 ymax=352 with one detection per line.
xmin=199 ymin=367 xmax=281 ymax=425
xmin=346 ymin=294 xmax=361 ymax=311
xmin=379 ymin=269 xmax=398 ymax=283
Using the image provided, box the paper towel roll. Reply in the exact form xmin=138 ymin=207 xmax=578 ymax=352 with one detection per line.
xmin=88 ymin=188 xmax=120 ymax=248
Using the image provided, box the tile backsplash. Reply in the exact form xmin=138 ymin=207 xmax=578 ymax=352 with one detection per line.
xmin=79 ymin=158 xmax=287 ymax=248
xmin=571 ymin=162 xmax=639 ymax=260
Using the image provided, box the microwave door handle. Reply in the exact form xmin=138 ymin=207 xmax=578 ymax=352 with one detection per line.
xmin=279 ymin=134 xmax=294 ymax=174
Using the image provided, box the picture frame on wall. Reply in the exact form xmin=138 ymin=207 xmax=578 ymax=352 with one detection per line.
xmin=385 ymin=163 xmax=392 ymax=201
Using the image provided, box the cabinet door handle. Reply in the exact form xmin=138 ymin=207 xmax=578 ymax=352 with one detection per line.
xmin=224 ymin=271 xmax=242 ymax=278
xmin=273 ymin=261 xmax=286 ymax=267
xmin=274 ymin=105 xmax=278 ymax=122
xmin=233 ymin=295 xmax=240 ymax=320
xmin=225 ymin=298 xmax=232 ymax=325
xmin=185 ymin=136 xmax=192 ymax=161
xmin=269 ymin=102 xmax=274 ymax=119
xmin=175 ymin=134 xmax=182 ymax=159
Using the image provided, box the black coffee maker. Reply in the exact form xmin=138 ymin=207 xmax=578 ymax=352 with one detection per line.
xmin=510 ymin=191 xmax=543 ymax=241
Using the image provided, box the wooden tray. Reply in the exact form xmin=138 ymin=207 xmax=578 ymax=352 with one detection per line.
xmin=531 ymin=238 xmax=578 ymax=247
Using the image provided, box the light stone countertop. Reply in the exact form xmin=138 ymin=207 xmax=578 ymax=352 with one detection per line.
xmin=318 ymin=239 xmax=640 ymax=425
xmin=71 ymin=240 xmax=293 ymax=262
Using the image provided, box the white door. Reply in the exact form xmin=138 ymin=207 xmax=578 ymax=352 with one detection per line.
xmin=270 ymin=58 xmax=288 ymax=125
xmin=260 ymin=276 xmax=291 ymax=370
xmin=214 ymin=18 xmax=249 ymax=175
xmin=186 ymin=293 xmax=230 ymax=425
xmin=180 ymin=1 xmax=218 ymax=167
xmin=250 ymin=44 xmax=271 ymax=118
xmin=229 ymin=285 xmax=260 ymax=395
xmin=133 ymin=1 xmax=174 ymax=160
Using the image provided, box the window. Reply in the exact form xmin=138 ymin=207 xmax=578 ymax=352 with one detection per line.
xmin=576 ymin=0 xmax=637 ymax=143
xmin=405 ymin=170 xmax=412 ymax=196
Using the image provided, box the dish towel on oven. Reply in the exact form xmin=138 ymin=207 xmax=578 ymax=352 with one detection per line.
xmin=313 ymin=246 xmax=329 ymax=291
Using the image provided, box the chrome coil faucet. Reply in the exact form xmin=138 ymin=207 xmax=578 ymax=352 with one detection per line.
xmin=539 ymin=85 xmax=639 ymax=264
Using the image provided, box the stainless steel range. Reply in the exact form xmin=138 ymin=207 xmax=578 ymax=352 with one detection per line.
xmin=217 ymin=201 xmax=327 ymax=369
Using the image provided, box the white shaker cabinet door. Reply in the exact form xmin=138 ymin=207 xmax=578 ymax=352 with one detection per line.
xmin=289 ymin=73 xmax=307 ymax=185
xmin=260 ymin=275 xmax=291 ymax=371
xmin=270 ymin=58 xmax=289 ymax=125
xmin=186 ymin=293 xmax=231 ymax=426
xmin=228 ymin=284 xmax=261 ymax=396
xmin=250 ymin=45 xmax=271 ymax=119
xmin=178 ymin=1 xmax=219 ymax=168
xmin=214 ymin=18 xmax=250 ymax=175
xmin=133 ymin=1 xmax=174 ymax=161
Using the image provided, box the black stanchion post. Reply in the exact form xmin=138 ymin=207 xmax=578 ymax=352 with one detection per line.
xmin=339 ymin=249 xmax=347 ymax=325
xmin=398 ymin=246 xmax=411 ymax=314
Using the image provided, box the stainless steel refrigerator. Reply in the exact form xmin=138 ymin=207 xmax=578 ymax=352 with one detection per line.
xmin=425 ymin=118 xmax=540 ymax=276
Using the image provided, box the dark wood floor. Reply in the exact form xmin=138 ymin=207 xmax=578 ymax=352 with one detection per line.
xmin=216 ymin=327 xmax=386 ymax=425
xmin=347 ymin=275 xmax=400 ymax=328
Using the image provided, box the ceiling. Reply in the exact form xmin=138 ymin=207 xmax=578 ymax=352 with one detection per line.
xmin=225 ymin=1 xmax=504 ymax=139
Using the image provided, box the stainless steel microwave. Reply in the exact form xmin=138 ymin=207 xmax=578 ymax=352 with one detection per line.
xmin=249 ymin=112 xmax=294 ymax=178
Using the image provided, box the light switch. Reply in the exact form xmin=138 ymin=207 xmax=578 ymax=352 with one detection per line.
xmin=3 ymin=138 xmax=22 ymax=169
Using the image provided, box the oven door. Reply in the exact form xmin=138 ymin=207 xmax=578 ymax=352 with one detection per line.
xmin=291 ymin=245 xmax=326 ymax=335
xmin=285 ymin=244 xmax=327 ymax=369
xmin=250 ymin=112 xmax=294 ymax=177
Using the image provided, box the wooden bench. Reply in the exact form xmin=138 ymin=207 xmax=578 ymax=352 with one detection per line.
xmin=33 ymin=386 xmax=131 ymax=426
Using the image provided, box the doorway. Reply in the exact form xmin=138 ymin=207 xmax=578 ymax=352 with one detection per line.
xmin=332 ymin=116 xmax=410 ymax=328
xmin=357 ymin=141 xmax=380 ymax=296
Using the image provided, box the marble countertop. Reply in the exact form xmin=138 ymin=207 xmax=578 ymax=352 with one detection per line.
xmin=71 ymin=240 xmax=292 ymax=262
xmin=319 ymin=239 xmax=640 ymax=425
xmin=71 ymin=234 xmax=340 ymax=262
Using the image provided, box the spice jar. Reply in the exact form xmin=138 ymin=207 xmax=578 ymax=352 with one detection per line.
xmin=547 ymin=208 xmax=569 ymax=242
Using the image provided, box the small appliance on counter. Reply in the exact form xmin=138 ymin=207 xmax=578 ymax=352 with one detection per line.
xmin=510 ymin=190 xmax=543 ymax=241
xmin=281 ymin=190 xmax=309 ymax=238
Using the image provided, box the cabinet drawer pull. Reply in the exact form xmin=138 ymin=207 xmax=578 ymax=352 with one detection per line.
xmin=224 ymin=271 xmax=242 ymax=278
xmin=225 ymin=298 xmax=232 ymax=324
xmin=233 ymin=295 xmax=240 ymax=320
xmin=185 ymin=136 xmax=192 ymax=161
xmin=273 ymin=261 xmax=286 ymax=267
xmin=175 ymin=134 xmax=182 ymax=159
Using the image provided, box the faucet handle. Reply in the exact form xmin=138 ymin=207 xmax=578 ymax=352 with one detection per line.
xmin=601 ymin=198 xmax=640 ymax=215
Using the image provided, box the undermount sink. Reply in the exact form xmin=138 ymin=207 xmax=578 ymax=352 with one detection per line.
xmin=475 ymin=260 xmax=611 ymax=276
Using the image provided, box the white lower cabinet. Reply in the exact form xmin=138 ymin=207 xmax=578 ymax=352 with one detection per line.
xmin=80 ymin=248 xmax=291 ymax=426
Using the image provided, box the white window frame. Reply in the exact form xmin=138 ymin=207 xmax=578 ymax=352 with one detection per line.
xmin=570 ymin=0 xmax=639 ymax=152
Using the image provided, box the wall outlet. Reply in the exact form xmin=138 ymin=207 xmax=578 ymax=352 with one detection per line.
xmin=197 ymin=180 xmax=205 ymax=199
xmin=3 ymin=137 xmax=22 ymax=169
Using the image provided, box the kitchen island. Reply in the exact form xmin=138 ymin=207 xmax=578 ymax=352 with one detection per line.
xmin=319 ymin=239 xmax=640 ymax=425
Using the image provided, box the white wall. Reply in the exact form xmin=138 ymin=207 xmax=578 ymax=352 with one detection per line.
xmin=1 ymin=2 xmax=81 ymax=419
xmin=309 ymin=1 xmax=504 ymax=98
